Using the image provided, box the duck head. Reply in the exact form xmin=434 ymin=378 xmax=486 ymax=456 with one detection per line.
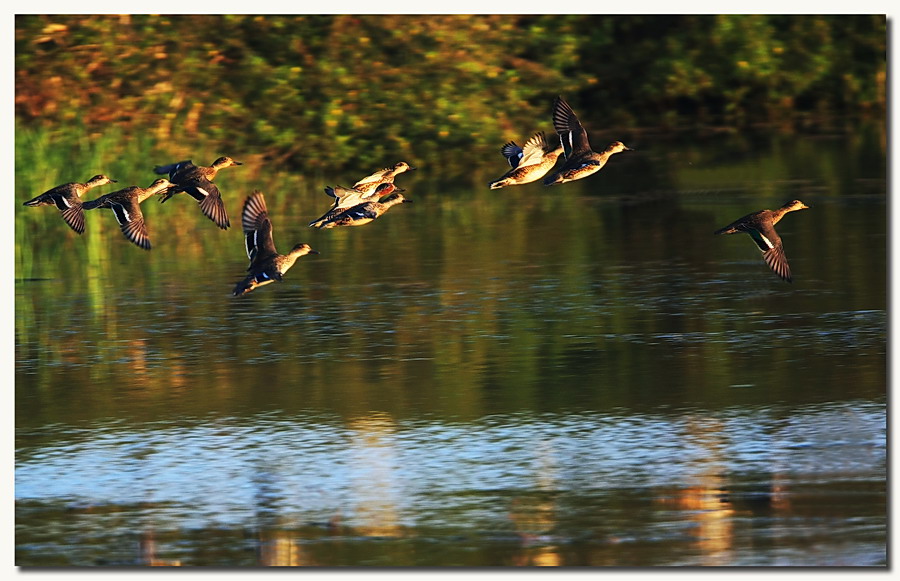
xmin=212 ymin=156 xmax=243 ymax=169
xmin=782 ymin=199 xmax=810 ymax=211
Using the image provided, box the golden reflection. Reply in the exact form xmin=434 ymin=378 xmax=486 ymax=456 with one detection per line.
xmin=346 ymin=412 xmax=403 ymax=538
xmin=656 ymin=416 xmax=735 ymax=565
xmin=529 ymin=548 xmax=562 ymax=566
xmin=509 ymin=495 xmax=562 ymax=567
xmin=161 ymin=357 xmax=190 ymax=390
xmin=126 ymin=337 xmax=149 ymax=378
xmin=509 ymin=440 xmax=562 ymax=566
xmin=138 ymin=530 xmax=181 ymax=566
xmin=257 ymin=528 xmax=312 ymax=566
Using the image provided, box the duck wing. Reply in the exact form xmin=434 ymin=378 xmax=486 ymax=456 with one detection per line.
xmin=60 ymin=203 xmax=86 ymax=234
xmin=500 ymin=141 xmax=524 ymax=168
xmin=517 ymin=132 xmax=551 ymax=167
xmin=187 ymin=178 xmax=229 ymax=229
xmin=743 ymin=221 xmax=792 ymax=283
xmin=241 ymin=192 xmax=277 ymax=263
xmin=246 ymin=218 xmax=277 ymax=268
xmin=552 ymin=96 xmax=592 ymax=160
xmin=342 ymin=203 xmax=379 ymax=222
xmin=108 ymin=198 xmax=151 ymax=250
xmin=327 ymin=185 xmax=368 ymax=209
xmin=762 ymin=242 xmax=792 ymax=283
xmin=154 ymin=160 xmax=196 ymax=180
xmin=23 ymin=183 xmax=70 ymax=207
xmin=162 ymin=176 xmax=229 ymax=229
xmin=352 ymin=167 xmax=391 ymax=189
xmin=309 ymin=185 xmax=367 ymax=227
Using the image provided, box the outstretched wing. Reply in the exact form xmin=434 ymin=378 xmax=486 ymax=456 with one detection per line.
xmin=108 ymin=199 xmax=151 ymax=250
xmin=762 ymin=243 xmax=792 ymax=283
xmin=744 ymin=222 xmax=792 ymax=283
xmin=552 ymin=96 xmax=592 ymax=159
xmin=327 ymin=185 xmax=368 ymax=210
xmin=245 ymin=218 xmax=277 ymax=267
xmin=352 ymin=167 xmax=391 ymax=189
xmin=191 ymin=179 xmax=230 ymax=229
xmin=162 ymin=176 xmax=229 ymax=229
xmin=500 ymin=141 xmax=523 ymax=168
xmin=517 ymin=132 xmax=550 ymax=168
xmin=60 ymin=204 xmax=86 ymax=234
xmin=241 ymin=192 xmax=276 ymax=264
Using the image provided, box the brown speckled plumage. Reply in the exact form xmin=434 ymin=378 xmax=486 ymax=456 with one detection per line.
xmin=233 ymin=191 xmax=318 ymax=296
xmin=715 ymin=199 xmax=810 ymax=283
xmin=23 ymin=174 xmax=118 ymax=234
xmin=543 ymin=96 xmax=631 ymax=186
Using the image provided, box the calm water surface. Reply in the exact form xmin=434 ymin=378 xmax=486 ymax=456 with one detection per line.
xmin=15 ymin=126 xmax=886 ymax=566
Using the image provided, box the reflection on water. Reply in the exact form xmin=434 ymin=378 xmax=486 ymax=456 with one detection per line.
xmin=15 ymin=401 xmax=885 ymax=566
xmin=653 ymin=416 xmax=736 ymax=566
xmin=347 ymin=413 xmax=403 ymax=539
xmin=15 ymin=127 xmax=886 ymax=566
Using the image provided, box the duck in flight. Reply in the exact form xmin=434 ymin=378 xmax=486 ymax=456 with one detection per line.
xmin=23 ymin=174 xmax=118 ymax=234
xmin=316 ymin=192 xmax=412 ymax=229
xmin=233 ymin=190 xmax=318 ymax=296
xmin=82 ymin=178 xmax=173 ymax=250
xmin=488 ymin=132 xmax=563 ymax=189
xmin=154 ymin=156 xmax=242 ymax=230
xmin=543 ymin=96 xmax=631 ymax=186
xmin=714 ymin=199 xmax=810 ymax=283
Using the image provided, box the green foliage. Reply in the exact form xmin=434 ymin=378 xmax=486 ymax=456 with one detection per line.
xmin=15 ymin=15 xmax=886 ymax=178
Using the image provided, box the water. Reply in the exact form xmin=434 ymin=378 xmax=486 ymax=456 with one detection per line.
xmin=14 ymin=125 xmax=887 ymax=566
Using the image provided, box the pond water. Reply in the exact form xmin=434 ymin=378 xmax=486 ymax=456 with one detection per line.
xmin=14 ymin=124 xmax=887 ymax=566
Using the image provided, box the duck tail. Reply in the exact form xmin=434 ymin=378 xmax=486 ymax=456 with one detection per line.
xmin=308 ymin=215 xmax=328 ymax=228
xmin=232 ymin=276 xmax=256 ymax=297
xmin=714 ymin=225 xmax=737 ymax=235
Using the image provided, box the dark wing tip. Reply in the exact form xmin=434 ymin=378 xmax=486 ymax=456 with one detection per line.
xmin=60 ymin=207 xmax=86 ymax=234
xmin=763 ymin=246 xmax=793 ymax=283
xmin=198 ymin=192 xmax=230 ymax=230
xmin=241 ymin=191 xmax=269 ymax=232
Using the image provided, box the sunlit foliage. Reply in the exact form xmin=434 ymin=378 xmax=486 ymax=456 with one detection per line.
xmin=15 ymin=15 xmax=886 ymax=177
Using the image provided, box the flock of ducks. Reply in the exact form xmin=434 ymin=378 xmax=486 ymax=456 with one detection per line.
xmin=22 ymin=95 xmax=810 ymax=295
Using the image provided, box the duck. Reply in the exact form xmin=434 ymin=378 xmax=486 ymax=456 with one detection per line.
xmin=23 ymin=174 xmax=118 ymax=234
xmin=308 ymin=182 xmax=401 ymax=228
xmin=82 ymin=178 xmax=173 ymax=250
xmin=543 ymin=96 xmax=631 ymax=186
xmin=154 ymin=156 xmax=242 ymax=182
xmin=317 ymin=192 xmax=412 ymax=229
xmin=154 ymin=156 xmax=242 ymax=230
xmin=350 ymin=161 xmax=416 ymax=194
xmin=233 ymin=190 xmax=319 ymax=297
xmin=714 ymin=199 xmax=810 ymax=283
xmin=489 ymin=132 xmax=564 ymax=189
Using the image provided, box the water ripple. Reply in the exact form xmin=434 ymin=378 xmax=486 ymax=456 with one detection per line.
xmin=16 ymin=400 xmax=885 ymax=531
